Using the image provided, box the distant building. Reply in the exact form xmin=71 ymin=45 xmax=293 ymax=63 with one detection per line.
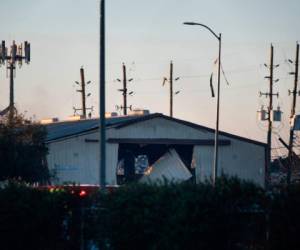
xmin=45 ymin=113 xmax=266 ymax=187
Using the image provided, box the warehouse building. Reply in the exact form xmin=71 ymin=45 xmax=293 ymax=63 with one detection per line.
xmin=45 ymin=113 xmax=266 ymax=187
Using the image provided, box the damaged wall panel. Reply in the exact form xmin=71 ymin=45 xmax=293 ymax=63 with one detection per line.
xmin=193 ymin=145 xmax=214 ymax=183
xmin=140 ymin=149 xmax=192 ymax=184
xmin=106 ymin=143 xmax=119 ymax=185
xmin=116 ymin=144 xmax=194 ymax=185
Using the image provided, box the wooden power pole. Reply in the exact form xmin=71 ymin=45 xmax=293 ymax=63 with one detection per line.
xmin=80 ymin=67 xmax=87 ymax=118
xmin=287 ymin=42 xmax=299 ymax=184
xmin=163 ymin=61 xmax=180 ymax=118
xmin=116 ymin=63 xmax=133 ymax=115
xmin=259 ymin=44 xmax=280 ymax=187
xmin=74 ymin=67 xmax=93 ymax=119
xmin=122 ymin=63 xmax=128 ymax=115
xmin=267 ymin=44 xmax=274 ymax=185
xmin=170 ymin=61 xmax=173 ymax=117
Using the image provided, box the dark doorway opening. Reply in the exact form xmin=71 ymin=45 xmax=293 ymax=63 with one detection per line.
xmin=116 ymin=143 xmax=194 ymax=185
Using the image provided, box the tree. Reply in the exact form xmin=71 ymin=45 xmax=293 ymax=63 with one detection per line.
xmin=0 ymin=113 xmax=50 ymax=183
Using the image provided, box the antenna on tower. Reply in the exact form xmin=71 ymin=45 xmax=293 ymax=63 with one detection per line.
xmin=0 ymin=40 xmax=31 ymax=123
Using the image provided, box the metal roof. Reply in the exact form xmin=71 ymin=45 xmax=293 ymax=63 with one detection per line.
xmin=45 ymin=113 xmax=267 ymax=147
xmin=112 ymin=113 xmax=267 ymax=147
xmin=45 ymin=115 xmax=145 ymax=142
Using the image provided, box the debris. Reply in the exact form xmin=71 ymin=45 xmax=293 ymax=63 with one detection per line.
xmin=140 ymin=149 xmax=192 ymax=184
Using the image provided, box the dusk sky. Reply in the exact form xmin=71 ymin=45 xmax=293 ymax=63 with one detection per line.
xmin=0 ymin=0 xmax=299 ymax=158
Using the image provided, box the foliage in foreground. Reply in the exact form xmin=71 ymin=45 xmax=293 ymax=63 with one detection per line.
xmin=0 ymin=182 xmax=85 ymax=250
xmin=0 ymin=113 xmax=50 ymax=183
xmin=92 ymin=178 xmax=267 ymax=250
xmin=1 ymin=177 xmax=300 ymax=250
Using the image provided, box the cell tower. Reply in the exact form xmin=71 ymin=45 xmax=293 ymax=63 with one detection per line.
xmin=73 ymin=67 xmax=93 ymax=119
xmin=0 ymin=40 xmax=31 ymax=123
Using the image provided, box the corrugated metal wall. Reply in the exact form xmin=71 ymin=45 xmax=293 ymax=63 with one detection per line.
xmin=47 ymin=117 xmax=265 ymax=186
xmin=47 ymin=132 xmax=100 ymax=184
xmin=107 ymin=117 xmax=214 ymax=140
xmin=193 ymin=137 xmax=265 ymax=186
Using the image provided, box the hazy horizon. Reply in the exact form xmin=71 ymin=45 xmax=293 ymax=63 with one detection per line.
xmin=1 ymin=0 xmax=300 ymax=158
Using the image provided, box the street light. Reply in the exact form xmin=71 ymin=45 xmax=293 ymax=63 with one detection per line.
xmin=183 ymin=22 xmax=222 ymax=185
xmin=99 ymin=0 xmax=106 ymax=189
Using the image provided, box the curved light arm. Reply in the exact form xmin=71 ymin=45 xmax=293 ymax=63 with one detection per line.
xmin=183 ymin=22 xmax=220 ymax=41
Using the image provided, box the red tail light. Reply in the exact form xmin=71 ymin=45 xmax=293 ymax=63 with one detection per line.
xmin=79 ymin=190 xmax=87 ymax=197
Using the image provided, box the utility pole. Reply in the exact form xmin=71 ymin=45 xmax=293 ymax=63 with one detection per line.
xmin=74 ymin=67 xmax=93 ymax=119
xmin=0 ymin=40 xmax=30 ymax=124
xmin=170 ymin=61 xmax=173 ymax=117
xmin=213 ymin=32 xmax=222 ymax=185
xmin=267 ymin=44 xmax=274 ymax=187
xmin=80 ymin=67 xmax=87 ymax=118
xmin=259 ymin=44 xmax=280 ymax=188
xmin=287 ymin=42 xmax=299 ymax=184
xmin=99 ymin=0 xmax=106 ymax=189
xmin=8 ymin=63 xmax=15 ymax=123
xmin=116 ymin=63 xmax=133 ymax=115
xmin=163 ymin=61 xmax=180 ymax=118
xmin=123 ymin=63 xmax=127 ymax=115
xmin=182 ymin=22 xmax=221 ymax=185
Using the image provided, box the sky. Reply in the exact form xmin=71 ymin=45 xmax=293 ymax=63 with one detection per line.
xmin=0 ymin=0 xmax=300 ymax=158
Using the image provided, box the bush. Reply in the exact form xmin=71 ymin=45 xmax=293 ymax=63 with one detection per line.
xmin=91 ymin=177 xmax=267 ymax=250
xmin=0 ymin=182 xmax=82 ymax=250
xmin=0 ymin=115 xmax=50 ymax=183
xmin=269 ymin=184 xmax=300 ymax=250
xmin=1 ymin=177 xmax=300 ymax=250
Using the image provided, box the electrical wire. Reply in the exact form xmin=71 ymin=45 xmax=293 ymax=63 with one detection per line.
xmin=220 ymin=63 xmax=230 ymax=85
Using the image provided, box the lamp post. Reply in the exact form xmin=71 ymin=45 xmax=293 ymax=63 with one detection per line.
xmin=99 ymin=0 xmax=106 ymax=189
xmin=183 ymin=22 xmax=222 ymax=185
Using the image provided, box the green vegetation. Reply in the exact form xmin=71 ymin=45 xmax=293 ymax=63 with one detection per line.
xmin=1 ymin=177 xmax=300 ymax=250
xmin=0 ymin=114 xmax=50 ymax=183
xmin=0 ymin=182 xmax=82 ymax=250
xmin=92 ymin=178 xmax=267 ymax=250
